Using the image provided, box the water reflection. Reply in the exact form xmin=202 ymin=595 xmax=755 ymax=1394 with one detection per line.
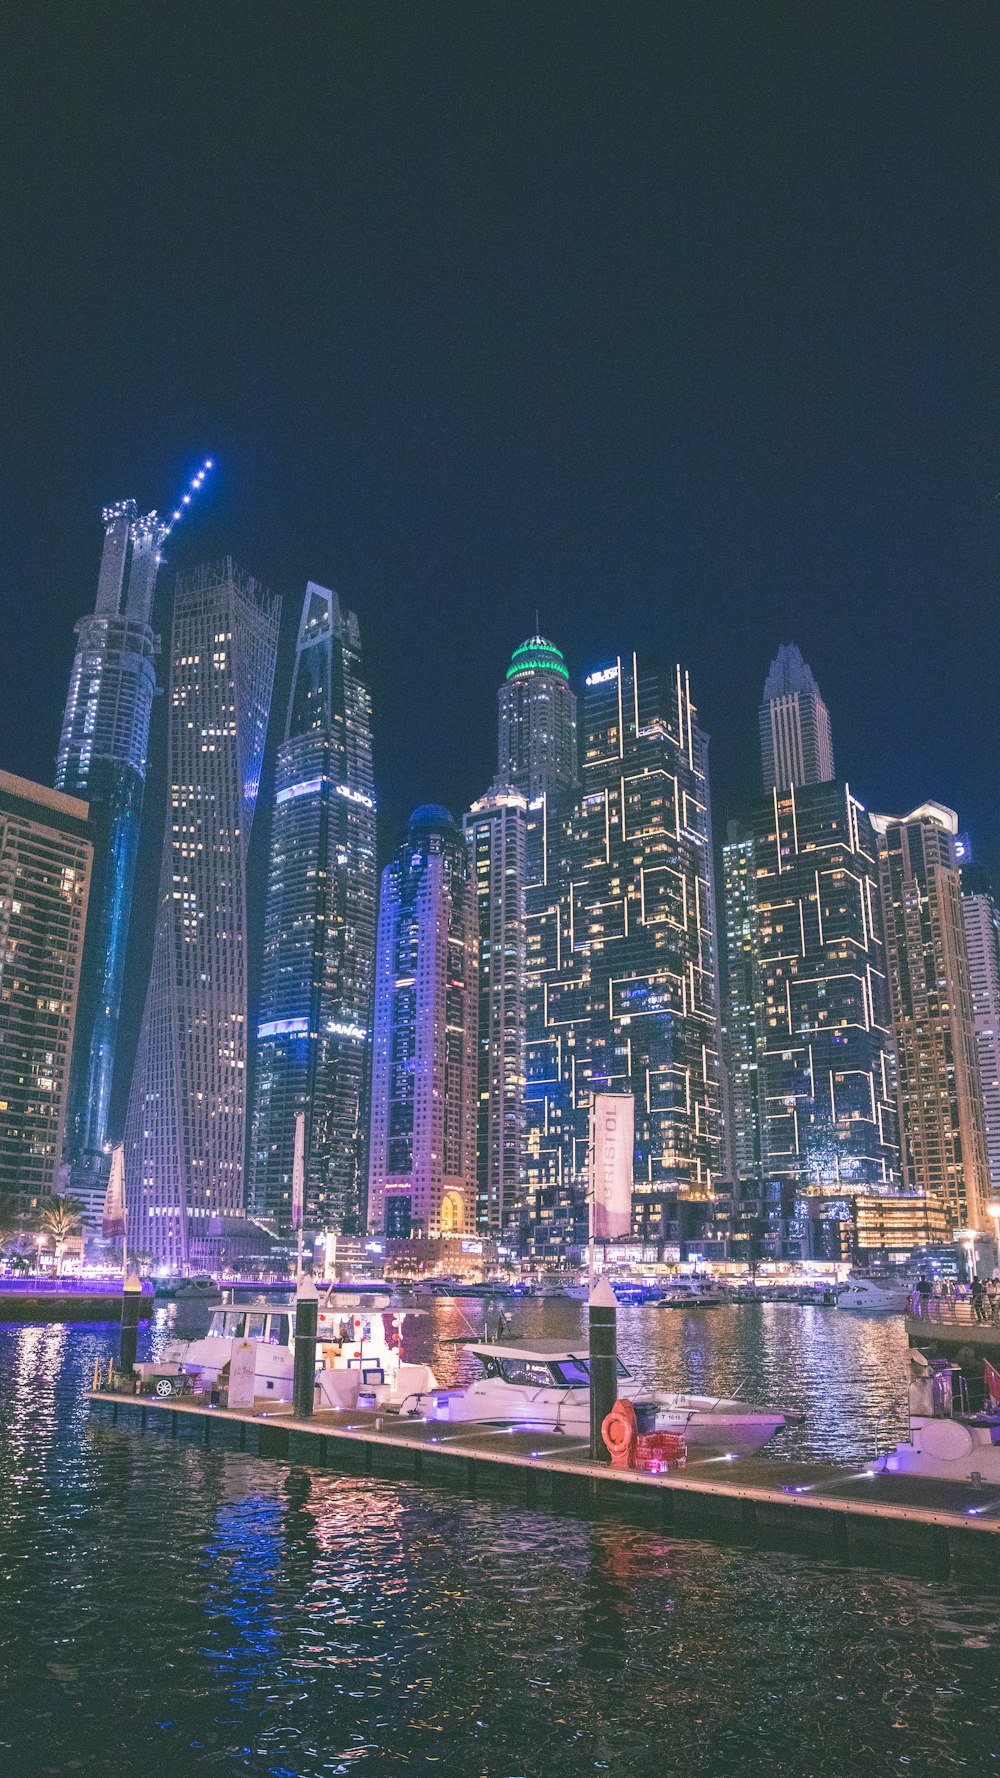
xmin=0 ymin=1319 xmax=999 ymax=1776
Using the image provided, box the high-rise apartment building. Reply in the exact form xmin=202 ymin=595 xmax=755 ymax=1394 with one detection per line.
xmin=124 ymin=561 xmax=280 ymax=1266
xmin=873 ymin=804 xmax=990 ymax=1231
xmin=464 ymin=635 xmax=578 ymax=1238
xmin=758 ymin=643 xmax=835 ymax=794
xmin=721 ymin=820 xmax=763 ymax=1184
xmin=751 ymin=780 xmax=898 ymax=1219
xmin=0 ymin=773 xmax=92 ymax=1201
xmin=55 ymin=501 xmax=161 ymax=1214
xmin=367 ymin=806 xmax=478 ymax=1241
xmin=464 ymin=785 xmax=528 ymax=1235
xmin=523 ymin=653 xmax=723 ymax=1258
xmin=497 ymin=634 xmax=578 ymax=798
xmin=250 ymin=583 xmax=377 ymax=1236
xmin=961 ymin=864 xmax=1000 ymax=1202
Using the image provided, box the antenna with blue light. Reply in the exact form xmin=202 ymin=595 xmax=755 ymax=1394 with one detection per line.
xmin=154 ymin=457 xmax=215 ymax=561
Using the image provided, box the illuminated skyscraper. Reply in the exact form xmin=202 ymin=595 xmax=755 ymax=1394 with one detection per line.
xmin=961 ymin=864 xmax=1000 ymax=1202
xmin=721 ymin=821 xmax=763 ymax=1184
xmin=498 ymin=634 xmax=577 ymax=798
xmin=0 ymin=773 xmax=92 ymax=1202
xmin=751 ymin=780 xmax=898 ymax=1219
xmin=873 ymin=803 xmax=989 ymax=1231
xmin=464 ymin=785 xmax=528 ymax=1234
xmin=55 ymin=501 xmax=162 ymax=1215
xmin=124 ymin=560 xmax=279 ymax=1266
xmin=367 ymin=806 xmax=478 ymax=1241
xmin=250 ymin=583 xmax=377 ymax=1236
xmin=464 ymin=635 xmax=578 ymax=1237
xmin=523 ymin=654 xmax=723 ymax=1258
xmin=758 ymin=644 xmax=835 ymax=794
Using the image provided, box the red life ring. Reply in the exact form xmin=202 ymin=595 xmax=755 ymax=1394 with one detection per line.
xmin=601 ymin=1398 xmax=638 ymax=1468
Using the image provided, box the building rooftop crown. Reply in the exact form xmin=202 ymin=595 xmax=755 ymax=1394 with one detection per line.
xmin=870 ymin=801 xmax=959 ymax=837
xmin=408 ymin=803 xmax=459 ymax=834
xmin=506 ymin=635 xmax=569 ymax=682
xmin=762 ymin=642 xmax=822 ymax=702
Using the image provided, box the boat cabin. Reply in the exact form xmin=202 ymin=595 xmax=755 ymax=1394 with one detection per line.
xmin=207 ymin=1306 xmax=291 ymax=1345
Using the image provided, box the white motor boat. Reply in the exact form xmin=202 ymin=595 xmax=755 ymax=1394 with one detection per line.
xmin=522 ymin=1279 xmax=589 ymax=1300
xmin=142 ymin=1289 xmax=437 ymax=1409
xmin=876 ymin=1353 xmax=1000 ymax=1483
xmin=413 ymin=1341 xmax=787 ymax=1453
xmin=835 ymin=1275 xmax=912 ymax=1315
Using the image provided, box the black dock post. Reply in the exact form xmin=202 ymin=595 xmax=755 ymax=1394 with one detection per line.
xmin=293 ymin=1279 xmax=319 ymax=1419
xmin=119 ymin=1273 xmax=142 ymax=1376
xmin=589 ymin=1277 xmax=618 ymax=1461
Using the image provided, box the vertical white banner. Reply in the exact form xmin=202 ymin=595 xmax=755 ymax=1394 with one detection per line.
xmin=292 ymin=1111 xmax=305 ymax=1230
xmin=589 ymin=1093 xmax=634 ymax=1241
xmin=227 ymin=1339 xmax=258 ymax=1409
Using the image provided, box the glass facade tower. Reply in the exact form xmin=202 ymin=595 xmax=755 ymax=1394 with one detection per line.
xmin=961 ymin=865 xmax=1000 ymax=1204
xmin=124 ymin=560 xmax=279 ymax=1266
xmin=464 ymin=635 xmax=578 ymax=1238
xmin=55 ymin=501 xmax=162 ymax=1215
xmin=367 ymin=806 xmax=478 ymax=1241
xmin=758 ymin=644 xmax=835 ymax=795
xmin=250 ymin=583 xmax=377 ymax=1235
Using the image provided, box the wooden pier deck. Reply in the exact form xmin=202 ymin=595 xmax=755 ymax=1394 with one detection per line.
xmin=88 ymin=1391 xmax=1000 ymax=1577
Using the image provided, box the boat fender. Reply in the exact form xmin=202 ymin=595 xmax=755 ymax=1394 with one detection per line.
xmin=601 ymin=1398 xmax=638 ymax=1469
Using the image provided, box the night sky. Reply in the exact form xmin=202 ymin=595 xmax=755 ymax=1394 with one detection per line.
xmin=3 ymin=5 xmax=999 ymax=1111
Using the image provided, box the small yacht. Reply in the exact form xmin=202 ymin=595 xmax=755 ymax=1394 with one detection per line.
xmin=521 ymin=1279 xmax=590 ymax=1300
xmin=153 ymin=1274 xmax=221 ymax=1302
xmin=835 ymin=1275 xmax=912 ymax=1315
xmin=876 ymin=1352 xmax=1000 ymax=1483
xmin=655 ymin=1279 xmax=727 ymax=1309
xmin=143 ymin=1289 xmax=436 ymax=1409
xmin=415 ymin=1340 xmax=787 ymax=1452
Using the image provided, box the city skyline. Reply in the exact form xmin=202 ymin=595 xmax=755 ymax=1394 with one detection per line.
xmin=6 ymin=523 xmax=998 ymax=1253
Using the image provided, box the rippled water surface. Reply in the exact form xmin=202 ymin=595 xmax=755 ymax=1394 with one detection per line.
xmin=2 ymin=1307 xmax=999 ymax=1777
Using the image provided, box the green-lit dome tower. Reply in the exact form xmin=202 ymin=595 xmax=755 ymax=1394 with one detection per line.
xmin=499 ymin=634 xmax=577 ymax=798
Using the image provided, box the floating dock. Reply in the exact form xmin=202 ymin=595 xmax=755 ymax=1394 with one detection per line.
xmin=1 ymin=1286 xmax=154 ymax=1322
xmin=88 ymin=1391 xmax=1000 ymax=1577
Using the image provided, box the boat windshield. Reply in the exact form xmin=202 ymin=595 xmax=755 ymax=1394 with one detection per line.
xmin=498 ymin=1359 xmax=558 ymax=1387
xmin=550 ymin=1358 xmax=589 ymax=1387
xmin=487 ymin=1355 xmax=632 ymax=1386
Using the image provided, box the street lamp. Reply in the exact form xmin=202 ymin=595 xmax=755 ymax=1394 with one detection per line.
xmin=955 ymin=1228 xmax=978 ymax=1281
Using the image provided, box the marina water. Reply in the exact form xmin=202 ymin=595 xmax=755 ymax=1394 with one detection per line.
xmin=2 ymin=1300 xmax=999 ymax=1776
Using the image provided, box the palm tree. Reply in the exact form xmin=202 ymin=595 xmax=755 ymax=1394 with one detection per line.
xmin=37 ymin=1195 xmax=85 ymax=1275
